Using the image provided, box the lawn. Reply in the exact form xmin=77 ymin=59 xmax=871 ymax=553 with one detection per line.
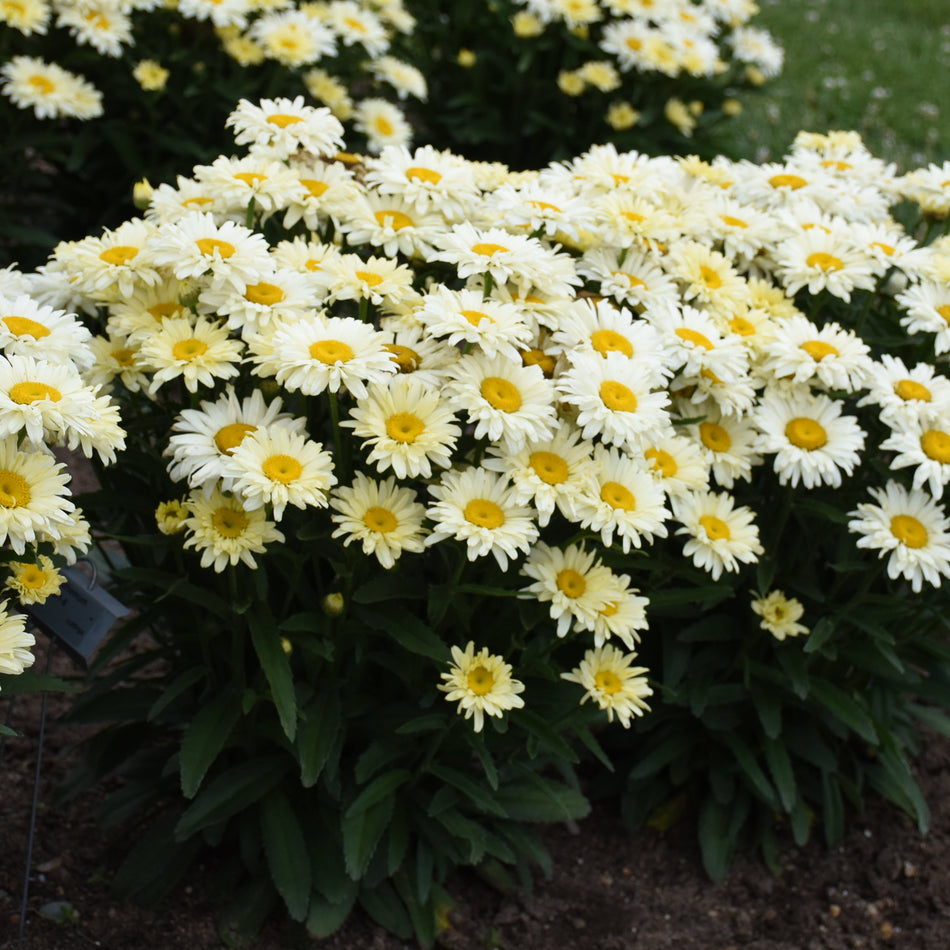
xmin=727 ymin=0 xmax=950 ymax=170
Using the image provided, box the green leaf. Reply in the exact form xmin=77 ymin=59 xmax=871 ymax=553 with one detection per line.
xmin=751 ymin=687 xmax=782 ymax=739
xmin=249 ymin=608 xmax=297 ymax=742
xmin=697 ymin=798 xmax=734 ymax=881
xmin=353 ymin=572 xmax=423 ymax=604
xmin=395 ymin=714 xmax=445 ymax=735
xmin=821 ymin=771 xmax=845 ymax=846
xmin=763 ymin=737 xmax=796 ymax=812
xmin=909 ymin=703 xmax=950 ymax=738
xmin=466 ymin=731 xmax=499 ymax=790
xmin=218 ymin=879 xmax=278 ymax=949
xmin=803 ymin=616 xmax=836 ymax=654
xmin=306 ymin=889 xmax=357 ymax=938
xmin=494 ymin=769 xmax=590 ymax=823
xmin=627 ymin=730 xmax=694 ymax=781
xmin=179 ymin=690 xmax=242 ymax=799
xmin=716 ymin=732 xmax=778 ymax=809
xmin=359 ymin=882 xmax=413 ymax=940
xmin=355 ymin=606 xmax=449 ymax=661
xmin=343 ymin=797 xmax=394 ymax=880
xmin=427 ymin=764 xmax=507 ymax=817
xmin=0 ymin=672 xmax=80 ymax=695
xmin=148 ymin=667 xmax=205 ymax=721
xmin=176 ymin=756 xmax=287 ymax=841
xmin=809 ymin=679 xmax=878 ymax=745
xmin=776 ymin=645 xmax=810 ymax=699
xmin=261 ymin=791 xmax=312 ymax=921
xmin=297 ymin=691 xmax=341 ymax=788
xmin=345 ymin=769 xmax=411 ymax=819
xmin=873 ymin=743 xmax=929 ymax=833
xmin=278 ymin=612 xmax=325 ymax=633
xmin=789 ymin=795 xmax=811 ymax=846
xmin=515 ymin=709 xmax=579 ymax=763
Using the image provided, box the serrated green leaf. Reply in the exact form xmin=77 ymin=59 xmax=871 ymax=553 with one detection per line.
xmin=148 ymin=667 xmax=205 ymax=721
xmin=278 ymin=612 xmax=324 ymax=633
xmin=0 ymin=672 xmax=80 ymax=696
xmin=803 ymin=616 xmax=836 ymax=654
xmin=176 ymin=756 xmax=287 ymax=841
xmin=716 ymin=732 xmax=778 ymax=809
xmin=494 ymin=769 xmax=590 ymax=823
xmin=355 ymin=606 xmax=448 ymax=661
xmin=697 ymin=798 xmax=734 ymax=881
xmin=627 ymin=730 xmax=694 ymax=781
xmin=218 ymin=878 xmax=278 ymax=949
xmin=359 ymin=881 xmax=413 ymax=940
xmin=345 ymin=769 xmax=411 ymax=819
xmin=343 ymin=797 xmax=394 ymax=880
xmin=809 ymin=679 xmax=878 ymax=745
xmin=751 ymin=687 xmax=782 ymax=739
xmin=821 ymin=771 xmax=845 ymax=846
xmin=180 ymin=690 xmax=242 ymax=799
xmin=763 ymin=736 xmax=796 ymax=812
xmin=776 ymin=645 xmax=810 ymax=699
xmin=261 ymin=791 xmax=311 ymax=921
xmin=427 ymin=764 xmax=507 ymax=817
xmin=297 ymin=691 xmax=341 ymax=788
xmin=249 ymin=608 xmax=297 ymax=742
xmin=516 ymin=709 xmax=578 ymax=763
xmin=306 ymin=889 xmax=357 ymax=938
xmin=395 ymin=714 xmax=445 ymax=735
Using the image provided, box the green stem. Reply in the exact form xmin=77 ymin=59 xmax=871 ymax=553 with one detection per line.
xmin=358 ymin=295 xmax=369 ymax=323
xmin=327 ymin=390 xmax=346 ymax=481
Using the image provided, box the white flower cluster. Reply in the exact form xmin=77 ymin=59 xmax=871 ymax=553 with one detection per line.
xmin=13 ymin=108 xmax=950 ymax=722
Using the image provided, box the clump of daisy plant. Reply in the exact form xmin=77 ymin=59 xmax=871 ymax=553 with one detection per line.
xmin=19 ymin=105 xmax=950 ymax=941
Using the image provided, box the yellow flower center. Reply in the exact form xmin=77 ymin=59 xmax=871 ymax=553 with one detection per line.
xmin=374 ymin=116 xmax=395 ymax=137
xmin=785 ymin=417 xmax=827 ymax=450
xmin=28 ymin=74 xmax=55 ymax=95
xmin=464 ymin=498 xmax=505 ymax=529
xmin=384 ymin=344 xmax=420 ymax=372
xmin=822 ymin=160 xmax=853 ymax=171
xmin=245 ymin=282 xmax=285 ymax=305
xmin=262 ymin=454 xmax=302 ymax=484
xmin=768 ymin=174 xmax=807 ymax=189
xmin=195 ymin=237 xmax=236 ymax=259
xmin=309 ymin=339 xmax=353 ymax=364
xmin=621 ymin=211 xmax=644 ymax=223
xmin=529 ymin=451 xmax=568 ymax=485
xmin=385 ymin=412 xmax=425 ymax=443
xmin=300 ymin=179 xmax=329 ymax=198
xmin=17 ymin=563 xmax=48 ymax=590
xmin=471 ymin=242 xmax=509 ymax=257
xmin=374 ymin=210 xmax=413 ymax=230
xmin=699 ymin=421 xmax=731 ymax=453
xmin=599 ymin=380 xmax=638 ymax=412
xmin=527 ymin=199 xmax=562 ymax=213
xmin=625 ymin=37 xmax=642 ymax=51
xmin=800 ymin=339 xmax=839 ymax=361
xmin=806 ymin=252 xmax=844 ymax=272
xmin=112 ymin=347 xmax=135 ymax=366
xmin=148 ymin=302 xmax=184 ymax=320
xmin=9 ymin=381 xmax=61 ymax=403
xmin=699 ymin=514 xmax=731 ymax=541
xmin=594 ymin=670 xmax=623 ymax=695
xmin=675 ymin=327 xmax=714 ymax=350
xmin=354 ymin=270 xmax=384 ymax=288
xmin=480 ymin=377 xmax=522 ymax=413
xmin=466 ymin=664 xmax=495 ymax=696
xmin=601 ymin=601 xmax=619 ymax=618
xmin=183 ymin=196 xmax=214 ymax=208
xmin=556 ymin=568 xmax=587 ymax=598
xmin=521 ymin=348 xmax=556 ymax=377
xmin=920 ymin=429 xmax=950 ymax=464
xmin=172 ymin=338 xmax=209 ymax=361
xmin=363 ymin=506 xmax=398 ymax=533
xmin=0 ymin=471 xmax=30 ymax=508
xmin=614 ymin=271 xmax=645 ymax=289
xmin=699 ymin=265 xmax=722 ymax=289
xmin=890 ymin=514 xmax=928 ymax=549
xmin=894 ymin=379 xmax=932 ymax=402
xmin=3 ymin=316 xmax=50 ymax=339
xmin=266 ymin=113 xmax=303 ymax=128
xmin=590 ymin=329 xmax=633 ymax=357
xmin=99 ymin=245 xmax=139 ymax=266
xmin=721 ymin=215 xmax=748 ymax=228
xmin=406 ymin=166 xmax=442 ymax=185
xmin=600 ymin=481 xmax=636 ymax=511
xmin=936 ymin=304 xmax=950 ymax=326
xmin=871 ymin=241 xmax=895 ymax=256
xmin=461 ymin=309 xmax=494 ymax=327
xmin=729 ymin=315 xmax=756 ymax=336
xmin=214 ymin=423 xmax=257 ymax=455
xmin=645 ymin=447 xmax=678 ymax=478
xmin=234 ymin=172 xmax=267 ymax=186
xmin=212 ymin=506 xmax=249 ymax=538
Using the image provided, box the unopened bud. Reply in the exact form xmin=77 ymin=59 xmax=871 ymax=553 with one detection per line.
xmin=322 ymin=592 xmax=345 ymax=616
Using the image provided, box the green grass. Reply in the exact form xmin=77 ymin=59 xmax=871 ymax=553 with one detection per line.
xmin=727 ymin=0 xmax=950 ymax=171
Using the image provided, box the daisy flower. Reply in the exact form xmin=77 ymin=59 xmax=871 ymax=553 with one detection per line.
xmin=752 ymin=386 xmax=866 ymax=489
xmin=437 ymin=641 xmax=525 ymax=733
xmin=561 ymin=645 xmax=653 ymax=728
xmin=858 ymin=355 xmax=950 ymax=429
xmin=773 ymin=226 xmax=880 ymax=301
xmin=193 ymin=154 xmax=308 ymax=217
xmin=1 ymin=55 xmax=103 ymax=120
xmin=519 ymin=541 xmax=615 ymax=638
xmin=425 ymin=467 xmax=539 ymax=571
xmin=57 ymin=2 xmax=133 ymax=58
xmin=330 ymin=472 xmax=426 ymax=569
xmin=682 ymin=401 xmax=761 ymax=490
xmin=84 ymin=333 xmax=149 ymax=394
xmin=415 ymin=286 xmax=533 ymax=362
xmin=482 ymin=423 xmax=597 ymax=527
xmin=641 ymin=432 xmax=711 ymax=499
xmin=226 ymin=96 xmax=344 ymax=160
xmin=325 ymin=253 xmax=416 ymax=308
xmin=183 ymin=488 xmax=285 ymax=572
xmin=155 ymin=499 xmax=189 ymax=536
xmin=896 ymin=279 xmax=950 ymax=355
xmin=223 ymin=426 xmax=336 ymax=519
xmin=338 ymin=192 xmax=444 ymax=259
xmin=378 ymin=320 xmax=460 ymax=388
xmin=369 ymin=56 xmax=428 ymax=101
xmin=880 ymin=419 xmax=950 ymax=498
xmin=344 ymin=376 xmax=461 ymax=479
xmin=326 ymin=1 xmax=389 ymax=56
xmin=577 ymin=246 xmax=680 ymax=312
xmin=354 ymin=98 xmax=412 ymax=152
xmin=757 ymin=315 xmax=873 ymax=392
xmin=445 ymin=352 xmax=558 ymax=450
xmin=148 ymin=212 xmax=269 ymax=293
xmin=0 ymin=436 xmax=75 ymax=554
xmin=0 ymin=602 xmax=34 ymax=676
xmin=139 ymin=315 xmax=243 ymax=395
xmin=572 ymin=444 xmax=670 ymax=552
xmin=649 ymin=305 xmax=750 ymax=386
xmin=848 ymin=482 xmax=950 ymax=592
xmin=0 ymin=0 xmax=49 ymax=36
xmin=664 ymin=241 xmax=749 ymax=309
xmin=4 ymin=555 xmax=65 ymax=605
xmin=751 ymin=590 xmax=809 ymax=641
xmin=0 ymin=295 xmax=92 ymax=369
xmin=673 ymin=490 xmax=764 ymax=581
xmin=249 ymin=9 xmax=337 ymax=67
xmin=165 ymin=388 xmax=306 ymax=492
xmin=249 ymin=312 xmax=397 ymax=399
xmin=66 ymin=218 xmax=161 ymax=302
xmin=557 ymin=351 xmax=671 ymax=451
xmin=589 ymin=571 xmax=650 ymax=651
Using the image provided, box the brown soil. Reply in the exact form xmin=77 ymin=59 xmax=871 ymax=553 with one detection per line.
xmin=2 ymin=649 xmax=950 ymax=950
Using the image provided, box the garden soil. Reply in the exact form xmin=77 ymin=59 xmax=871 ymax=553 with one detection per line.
xmin=3 ymin=658 xmax=950 ymax=950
